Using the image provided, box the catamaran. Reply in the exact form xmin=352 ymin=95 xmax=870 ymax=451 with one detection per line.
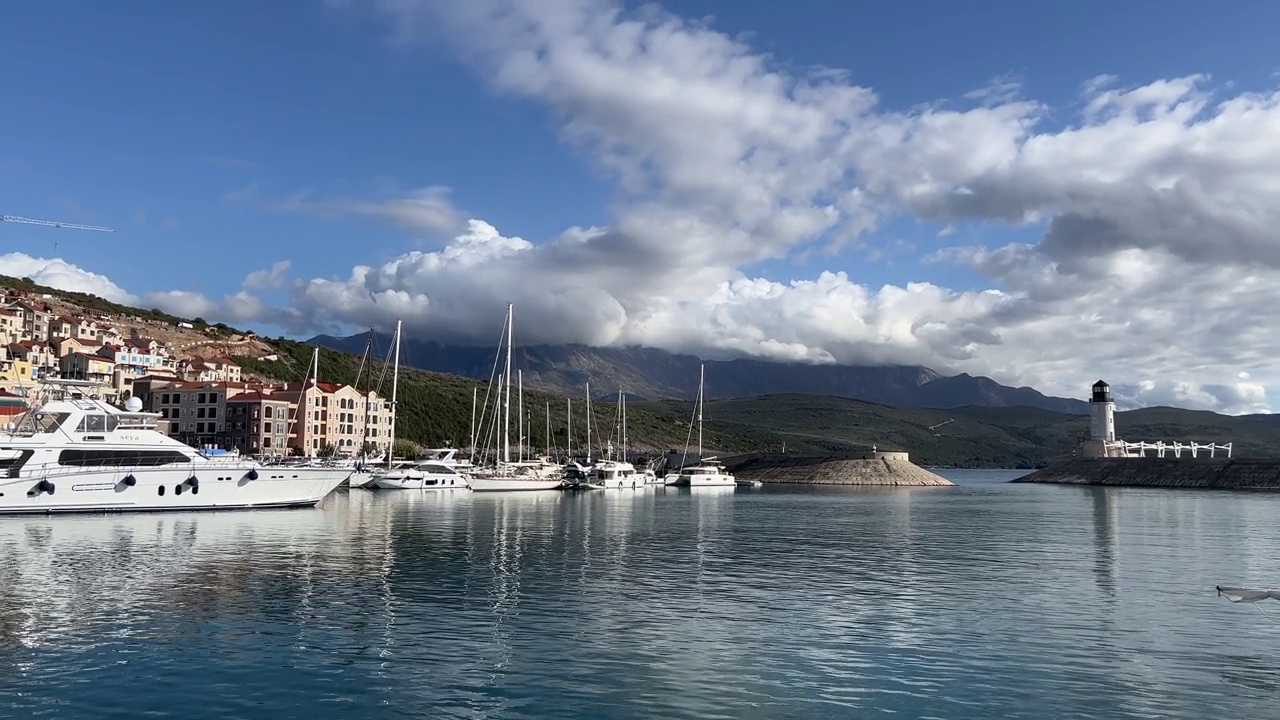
xmin=0 ymin=379 xmax=351 ymax=514
xmin=664 ymin=364 xmax=737 ymax=488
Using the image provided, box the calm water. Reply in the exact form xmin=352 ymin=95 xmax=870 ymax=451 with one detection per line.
xmin=4 ymin=470 xmax=1280 ymax=718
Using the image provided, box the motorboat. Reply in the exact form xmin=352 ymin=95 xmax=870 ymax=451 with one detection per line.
xmin=0 ymin=380 xmax=351 ymax=514
xmin=372 ymin=451 xmax=470 ymax=490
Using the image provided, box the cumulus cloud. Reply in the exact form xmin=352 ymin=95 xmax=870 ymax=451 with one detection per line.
xmin=22 ymin=0 xmax=1280 ymax=414
xmin=0 ymin=253 xmax=137 ymax=304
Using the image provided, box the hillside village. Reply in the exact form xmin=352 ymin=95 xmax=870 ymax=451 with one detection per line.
xmin=0 ymin=285 xmax=394 ymax=459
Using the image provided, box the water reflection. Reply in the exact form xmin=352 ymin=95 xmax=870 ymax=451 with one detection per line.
xmin=1091 ymin=487 xmax=1119 ymax=599
xmin=4 ymin=480 xmax=1280 ymax=718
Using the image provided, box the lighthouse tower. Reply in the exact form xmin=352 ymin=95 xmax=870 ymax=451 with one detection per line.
xmin=1089 ymin=380 xmax=1116 ymax=443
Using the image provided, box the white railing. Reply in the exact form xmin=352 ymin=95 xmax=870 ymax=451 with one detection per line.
xmin=1103 ymin=439 xmax=1233 ymax=459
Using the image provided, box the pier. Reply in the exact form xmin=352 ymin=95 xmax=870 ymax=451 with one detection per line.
xmin=717 ymin=451 xmax=953 ymax=486
xmin=1013 ymin=457 xmax=1280 ymax=490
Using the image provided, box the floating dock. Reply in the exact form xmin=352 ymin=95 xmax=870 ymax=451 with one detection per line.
xmin=718 ymin=451 xmax=953 ymax=486
xmin=1012 ymin=457 xmax=1280 ymax=490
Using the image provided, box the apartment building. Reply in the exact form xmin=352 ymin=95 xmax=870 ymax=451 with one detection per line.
xmin=225 ymin=391 xmax=293 ymax=456
xmin=0 ymin=347 xmax=34 ymax=389
xmin=146 ymin=380 xmax=248 ymax=447
xmin=180 ymin=357 xmax=241 ymax=383
xmin=7 ymin=341 xmax=56 ymax=378
xmin=0 ymin=308 xmax=22 ymax=344
xmin=127 ymin=377 xmax=392 ymax=456
xmin=50 ymin=336 xmax=93 ymax=358
xmin=270 ymin=381 xmax=393 ymax=457
xmin=60 ymin=351 xmax=115 ymax=385
xmin=16 ymin=302 xmax=53 ymax=341
xmin=102 ymin=342 xmax=174 ymax=378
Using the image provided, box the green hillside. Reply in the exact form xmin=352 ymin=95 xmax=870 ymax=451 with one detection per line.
xmin=237 ymin=343 xmax=1280 ymax=468
xmin=232 ymin=339 xmax=790 ymax=459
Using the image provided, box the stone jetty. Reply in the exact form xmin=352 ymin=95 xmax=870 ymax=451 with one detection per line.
xmin=718 ymin=451 xmax=953 ymax=486
xmin=1013 ymin=457 xmax=1280 ymax=490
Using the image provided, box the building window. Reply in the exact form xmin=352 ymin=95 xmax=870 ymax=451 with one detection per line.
xmin=264 ymin=406 xmax=273 ymax=419
xmin=197 ymin=408 xmax=206 ymax=419
xmin=208 ymin=408 xmax=217 ymax=419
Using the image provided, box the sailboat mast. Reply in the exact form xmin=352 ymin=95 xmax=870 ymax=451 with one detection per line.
xmin=311 ymin=347 xmax=319 ymax=387
xmin=469 ymin=386 xmax=478 ymax=460
xmin=518 ymin=369 xmax=524 ymax=462
xmin=586 ymin=382 xmax=592 ymax=464
xmin=567 ymin=398 xmax=573 ymax=459
xmin=622 ymin=393 xmax=627 ymax=461
xmin=388 ymin=319 xmax=402 ymax=464
xmin=697 ymin=362 xmax=704 ymax=459
xmin=503 ymin=303 xmax=512 ymax=464
xmin=545 ymin=400 xmax=551 ymax=458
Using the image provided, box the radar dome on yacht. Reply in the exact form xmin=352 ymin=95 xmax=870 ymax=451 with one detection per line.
xmin=124 ymin=397 xmax=144 ymax=412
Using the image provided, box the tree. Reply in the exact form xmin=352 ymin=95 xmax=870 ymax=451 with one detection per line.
xmin=318 ymin=442 xmax=338 ymax=458
xmin=392 ymin=438 xmax=418 ymax=461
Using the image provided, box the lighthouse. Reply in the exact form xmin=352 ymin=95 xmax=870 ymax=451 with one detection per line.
xmin=1089 ymin=380 xmax=1115 ymax=442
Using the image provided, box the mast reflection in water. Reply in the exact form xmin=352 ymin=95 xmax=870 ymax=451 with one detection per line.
xmin=3 ymin=474 xmax=1280 ymax=719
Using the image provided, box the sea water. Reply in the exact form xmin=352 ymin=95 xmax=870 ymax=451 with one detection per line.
xmin=2 ymin=469 xmax=1278 ymax=718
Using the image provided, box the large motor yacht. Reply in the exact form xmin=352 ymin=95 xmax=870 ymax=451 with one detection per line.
xmin=372 ymin=447 xmax=471 ymax=490
xmin=0 ymin=381 xmax=352 ymax=514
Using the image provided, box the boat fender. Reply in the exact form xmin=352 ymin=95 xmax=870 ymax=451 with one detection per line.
xmin=246 ymin=469 xmax=259 ymax=481
xmin=122 ymin=474 xmax=137 ymax=486
xmin=187 ymin=476 xmax=199 ymax=487
xmin=38 ymin=479 xmax=55 ymax=495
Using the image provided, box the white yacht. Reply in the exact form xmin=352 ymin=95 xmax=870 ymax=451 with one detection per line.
xmin=470 ymin=458 xmax=564 ymax=492
xmin=585 ymin=459 xmax=647 ymax=489
xmin=664 ymin=457 xmax=737 ymax=487
xmin=0 ymin=382 xmax=352 ymax=514
xmin=372 ymin=449 xmax=471 ymax=491
xmin=664 ymin=364 xmax=738 ymax=488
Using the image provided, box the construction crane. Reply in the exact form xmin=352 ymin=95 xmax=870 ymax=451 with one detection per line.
xmin=2 ymin=214 xmax=114 ymax=232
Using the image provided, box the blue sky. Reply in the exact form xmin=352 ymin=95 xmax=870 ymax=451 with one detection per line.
xmin=3 ymin=1 xmax=1280 ymax=412
xmin=2 ymin=0 xmax=1274 ymax=294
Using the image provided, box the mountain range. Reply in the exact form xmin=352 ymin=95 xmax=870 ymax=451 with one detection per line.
xmin=308 ymin=332 xmax=1090 ymax=414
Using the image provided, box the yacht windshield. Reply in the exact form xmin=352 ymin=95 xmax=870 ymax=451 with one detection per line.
xmin=8 ymin=411 xmax=71 ymax=434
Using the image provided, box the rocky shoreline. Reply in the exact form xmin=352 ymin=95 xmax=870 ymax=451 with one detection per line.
xmin=1012 ymin=457 xmax=1280 ymax=490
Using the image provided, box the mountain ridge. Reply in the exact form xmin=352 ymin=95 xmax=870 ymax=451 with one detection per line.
xmin=308 ymin=332 xmax=1090 ymax=414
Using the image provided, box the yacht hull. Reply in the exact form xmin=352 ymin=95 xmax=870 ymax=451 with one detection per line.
xmin=666 ymin=475 xmax=737 ymax=488
xmin=347 ymin=471 xmax=381 ymax=489
xmin=372 ymin=475 xmax=469 ymax=491
xmin=469 ymin=477 xmax=564 ymax=492
xmin=0 ymin=466 xmax=351 ymax=515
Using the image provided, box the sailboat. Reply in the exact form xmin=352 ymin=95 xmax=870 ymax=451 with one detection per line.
xmin=368 ymin=321 xmax=470 ymax=491
xmin=585 ymin=389 xmax=647 ymax=489
xmin=664 ymin=363 xmax=737 ymax=487
xmin=470 ymin=303 xmax=565 ymax=492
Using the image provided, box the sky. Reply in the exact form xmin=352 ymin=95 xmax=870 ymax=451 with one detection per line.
xmin=3 ymin=0 xmax=1280 ymax=413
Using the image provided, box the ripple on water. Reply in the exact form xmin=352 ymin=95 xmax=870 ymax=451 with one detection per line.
xmin=2 ymin=477 xmax=1280 ymax=718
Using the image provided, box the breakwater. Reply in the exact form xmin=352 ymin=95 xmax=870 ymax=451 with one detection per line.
xmin=717 ymin=451 xmax=953 ymax=486
xmin=1013 ymin=457 xmax=1280 ymax=490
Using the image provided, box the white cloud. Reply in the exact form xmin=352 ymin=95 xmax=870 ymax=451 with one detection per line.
xmin=243 ymin=261 xmax=290 ymax=291
xmin=0 ymin=253 xmax=136 ymax=305
xmin=20 ymin=0 xmax=1280 ymax=414
xmin=273 ymin=186 xmax=464 ymax=235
